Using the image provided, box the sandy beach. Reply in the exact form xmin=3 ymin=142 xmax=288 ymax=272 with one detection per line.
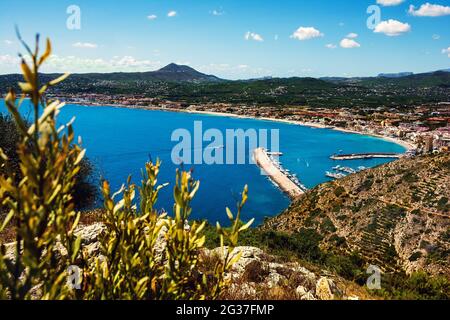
xmin=253 ymin=147 xmax=304 ymax=199
xmin=180 ymin=109 xmax=417 ymax=152
xmin=69 ymin=102 xmax=416 ymax=152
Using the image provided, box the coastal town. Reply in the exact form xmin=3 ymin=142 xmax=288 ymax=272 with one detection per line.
xmin=55 ymin=93 xmax=450 ymax=156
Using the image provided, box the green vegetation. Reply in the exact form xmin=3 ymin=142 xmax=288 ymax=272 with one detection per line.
xmin=0 ymin=114 xmax=97 ymax=210
xmin=333 ymin=186 xmax=346 ymax=197
xmin=402 ymin=172 xmax=419 ymax=183
xmin=203 ymin=224 xmax=366 ymax=283
xmin=378 ymin=272 xmax=450 ymax=300
xmin=203 ymin=224 xmax=450 ymax=300
xmin=0 ymin=35 xmax=252 ymax=300
xmin=1 ymin=65 xmax=449 ymax=108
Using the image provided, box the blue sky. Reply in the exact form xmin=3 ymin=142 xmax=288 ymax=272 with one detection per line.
xmin=0 ymin=0 xmax=449 ymax=79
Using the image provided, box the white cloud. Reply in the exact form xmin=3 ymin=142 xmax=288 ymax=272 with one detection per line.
xmin=291 ymin=27 xmax=324 ymax=41
xmin=72 ymin=42 xmax=98 ymax=49
xmin=325 ymin=43 xmax=337 ymax=49
xmin=3 ymin=40 xmax=13 ymax=46
xmin=147 ymin=14 xmax=157 ymax=20
xmin=374 ymin=19 xmax=411 ymax=36
xmin=30 ymin=55 xmax=161 ymax=73
xmin=346 ymin=33 xmax=358 ymax=38
xmin=0 ymin=54 xmax=21 ymax=73
xmin=211 ymin=9 xmax=224 ymax=16
xmin=376 ymin=0 xmax=405 ymax=6
xmin=198 ymin=63 xmax=270 ymax=79
xmin=167 ymin=11 xmax=177 ymax=17
xmin=0 ymin=57 xmax=263 ymax=79
xmin=442 ymin=47 xmax=450 ymax=58
xmin=409 ymin=3 xmax=450 ymax=17
xmin=0 ymin=54 xmax=19 ymax=64
xmin=340 ymin=38 xmax=361 ymax=48
xmin=245 ymin=31 xmax=264 ymax=42
xmin=432 ymin=34 xmax=441 ymax=40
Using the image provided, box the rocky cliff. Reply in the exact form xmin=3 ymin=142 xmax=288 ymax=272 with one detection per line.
xmin=264 ymin=153 xmax=450 ymax=277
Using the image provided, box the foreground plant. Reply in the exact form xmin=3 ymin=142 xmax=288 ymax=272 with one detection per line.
xmin=0 ymin=33 xmax=82 ymax=299
xmin=85 ymin=164 xmax=252 ymax=300
xmin=0 ymin=34 xmax=253 ymax=300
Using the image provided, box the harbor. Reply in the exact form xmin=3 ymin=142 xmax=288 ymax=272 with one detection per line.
xmin=330 ymin=152 xmax=402 ymax=160
xmin=253 ymin=148 xmax=307 ymax=199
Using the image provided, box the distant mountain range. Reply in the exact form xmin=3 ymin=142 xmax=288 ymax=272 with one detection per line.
xmin=0 ymin=63 xmax=223 ymax=87
xmin=378 ymin=72 xmax=414 ymax=78
xmin=0 ymin=63 xmax=449 ymax=108
xmin=0 ymin=63 xmax=449 ymax=86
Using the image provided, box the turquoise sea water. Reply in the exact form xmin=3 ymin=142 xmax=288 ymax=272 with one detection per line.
xmin=0 ymin=101 xmax=405 ymax=225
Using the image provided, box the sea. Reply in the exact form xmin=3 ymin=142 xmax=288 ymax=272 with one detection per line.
xmin=0 ymin=101 xmax=405 ymax=225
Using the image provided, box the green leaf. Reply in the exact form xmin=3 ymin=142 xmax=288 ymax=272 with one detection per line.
xmin=71 ymin=236 xmax=82 ymax=262
xmin=49 ymin=73 xmax=70 ymax=86
xmin=226 ymin=207 xmax=233 ymax=220
xmin=238 ymin=218 xmax=255 ymax=232
xmin=0 ymin=210 xmax=14 ymax=232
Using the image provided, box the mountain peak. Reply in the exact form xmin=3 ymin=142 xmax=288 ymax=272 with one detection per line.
xmin=158 ymin=63 xmax=196 ymax=73
xmin=152 ymin=63 xmax=223 ymax=82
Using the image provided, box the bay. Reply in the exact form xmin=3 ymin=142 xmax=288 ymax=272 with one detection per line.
xmin=0 ymin=101 xmax=405 ymax=225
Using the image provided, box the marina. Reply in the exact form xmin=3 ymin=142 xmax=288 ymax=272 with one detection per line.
xmin=253 ymin=148 xmax=307 ymax=199
xmin=330 ymin=152 xmax=403 ymax=160
xmin=325 ymin=165 xmax=368 ymax=180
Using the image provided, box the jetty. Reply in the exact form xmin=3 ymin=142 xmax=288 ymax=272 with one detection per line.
xmin=330 ymin=152 xmax=402 ymax=160
xmin=253 ymin=148 xmax=305 ymax=199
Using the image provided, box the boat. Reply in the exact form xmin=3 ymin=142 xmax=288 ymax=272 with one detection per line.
xmin=325 ymin=171 xmax=346 ymax=179
xmin=339 ymin=166 xmax=356 ymax=174
xmin=267 ymin=151 xmax=283 ymax=156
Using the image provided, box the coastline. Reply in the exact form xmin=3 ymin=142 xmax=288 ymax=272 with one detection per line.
xmin=67 ymin=101 xmax=415 ymax=152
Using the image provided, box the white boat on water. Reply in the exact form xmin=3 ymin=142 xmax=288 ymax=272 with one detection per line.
xmin=325 ymin=171 xmax=346 ymax=179
xmin=267 ymin=151 xmax=283 ymax=156
xmin=339 ymin=166 xmax=356 ymax=174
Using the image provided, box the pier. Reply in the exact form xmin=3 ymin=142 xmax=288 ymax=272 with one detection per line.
xmin=330 ymin=152 xmax=402 ymax=160
xmin=253 ymin=148 xmax=305 ymax=199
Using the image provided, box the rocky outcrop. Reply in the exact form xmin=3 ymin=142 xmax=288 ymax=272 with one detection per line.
xmin=3 ymin=223 xmax=361 ymax=300
xmin=203 ymin=246 xmax=352 ymax=300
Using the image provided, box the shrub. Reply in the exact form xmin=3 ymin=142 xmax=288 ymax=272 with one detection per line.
xmin=0 ymin=34 xmax=83 ymax=299
xmin=409 ymin=252 xmax=423 ymax=262
xmin=0 ymin=114 xmax=97 ymax=211
xmin=380 ymin=272 xmax=450 ymax=300
xmin=333 ymin=186 xmax=346 ymax=197
xmin=402 ymin=172 xmax=419 ymax=183
xmin=0 ymin=34 xmax=253 ymax=300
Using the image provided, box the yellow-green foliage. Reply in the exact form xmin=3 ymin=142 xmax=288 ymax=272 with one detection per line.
xmin=0 ymin=34 xmax=82 ymax=300
xmin=0 ymin=35 xmax=253 ymax=300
